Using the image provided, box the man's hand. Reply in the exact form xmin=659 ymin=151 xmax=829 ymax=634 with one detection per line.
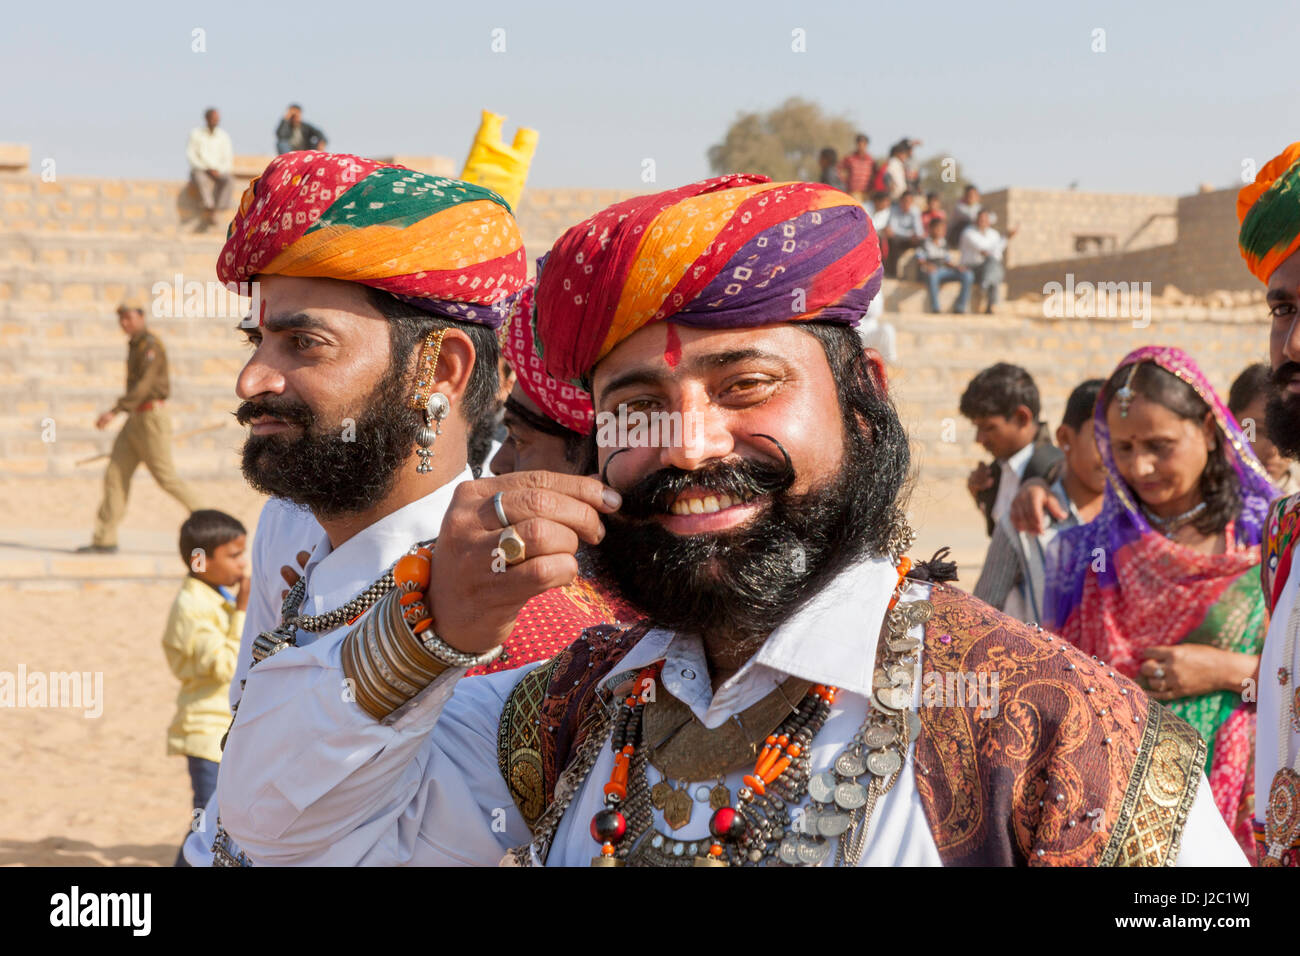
xmin=235 ymin=570 xmax=251 ymax=612
xmin=426 ymin=471 xmax=622 ymax=655
xmin=966 ymin=462 xmax=994 ymax=502
xmin=95 ymin=410 xmax=118 ymax=430
xmin=1009 ymin=477 xmax=1066 ymax=534
xmin=207 ymin=168 xmax=221 ymax=180
xmin=1139 ymin=646 xmax=1260 ymax=701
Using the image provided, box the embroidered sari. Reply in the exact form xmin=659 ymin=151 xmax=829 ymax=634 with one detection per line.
xmin=1044 ymin=345 xmax=1274 ymax=861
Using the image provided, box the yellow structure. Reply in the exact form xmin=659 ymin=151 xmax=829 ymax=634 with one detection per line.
xmin=460 ymin=110 xmax=538 ymax=209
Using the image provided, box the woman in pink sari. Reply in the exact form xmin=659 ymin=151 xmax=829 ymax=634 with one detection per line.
xmin=1045 ymin=346 xmax=1272 ymax=861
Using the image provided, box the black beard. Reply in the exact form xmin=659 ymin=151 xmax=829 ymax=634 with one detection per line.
xmin=593 ymin=428 xmax=900 ymax=652
xmin=236 ymin=361 xmax=421 ymax=519
xmin=1266 ymin=361 xmax=1300 ymax=460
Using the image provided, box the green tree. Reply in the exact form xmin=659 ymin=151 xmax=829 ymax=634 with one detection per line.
xmin=915 ymin=151 xmax=969 ymax=208
xmin=707 ymin=97 xmax=859 ymax=182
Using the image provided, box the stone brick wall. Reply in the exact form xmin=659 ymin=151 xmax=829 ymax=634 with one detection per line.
xmin=984 ymin=188 xmax=1178 ymax=268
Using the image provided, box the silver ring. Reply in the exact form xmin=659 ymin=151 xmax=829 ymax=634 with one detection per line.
xmin=492 ymin=491 xmax=510 ymax=529
xmin=1153 ymin=666 xmax=1165 ymax=680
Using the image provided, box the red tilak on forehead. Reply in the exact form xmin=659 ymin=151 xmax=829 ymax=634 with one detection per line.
xmin=258 ymin=299 xmax=268 ymax=327
xmin=664 ymin=323 xmax=681 ymax=369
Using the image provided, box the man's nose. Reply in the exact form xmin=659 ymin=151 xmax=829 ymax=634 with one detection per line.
xmin=236 ymin=350 xmax=286 ymax=400
xmin=658 ymin=387 xmax=734 ymax=471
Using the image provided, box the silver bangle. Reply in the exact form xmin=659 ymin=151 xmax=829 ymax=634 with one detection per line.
xmin=420 ymin=630 xmax=504 ymax=669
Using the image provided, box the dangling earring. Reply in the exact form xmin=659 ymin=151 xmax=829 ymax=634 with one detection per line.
xmin=409 ymin=329 xmax=450 ymax=474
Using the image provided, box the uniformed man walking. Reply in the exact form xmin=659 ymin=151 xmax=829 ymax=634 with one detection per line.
xmin=79 ymin=299 xmax=202 ymax=554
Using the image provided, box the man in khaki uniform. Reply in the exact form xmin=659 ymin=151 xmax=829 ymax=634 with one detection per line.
xmin=79 ymin=299 xmax=202 ymax=553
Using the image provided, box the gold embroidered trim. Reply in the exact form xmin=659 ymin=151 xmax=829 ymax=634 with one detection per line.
xmin=1101 ymin=704 xmax=1206 ymax=867
xmin=498 ymin=658 xmax=561 ymax=828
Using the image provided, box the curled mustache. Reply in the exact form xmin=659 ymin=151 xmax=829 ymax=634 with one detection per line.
xmin=234 ymin=396 xmax=315 ymax=429
xmin=613 ymin=444 xmax=796 ymax=521
xmin=1273 ymin=362 xmax=1300 ymax=390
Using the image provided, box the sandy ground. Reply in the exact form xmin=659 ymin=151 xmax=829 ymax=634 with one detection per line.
xmin=0 ymin=472 xmax=986 ymax=867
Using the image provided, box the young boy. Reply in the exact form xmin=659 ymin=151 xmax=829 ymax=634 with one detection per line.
xmin=974 ymin=379 xmax=1106 ymax=622
xmin=959 ymin=362 xmax=1063 ymax=537
xmin=162 ymin=509 xmax=249 ymax=866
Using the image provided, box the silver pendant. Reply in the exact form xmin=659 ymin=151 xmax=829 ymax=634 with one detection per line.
xmin=867 ymin=749 xmax=902 ymax=778
xmin=816 ymin=812 xmax=852 ymax=837
xmin=834 ymin=752 xmax=867 ymax=777
xmin=864 ymin=725 xmax=898 ymax=749
xmin=875 ymin=685 xmax=910 ymax=711
xmin=808 ymin=771 xmax=838 ymax=803
xmin=907 ymin=709 xmax=923 ymax=741
xmin=797 ymin=837 xmax=831 ymax=865
xmin=834 ymin=781 xmax=868 ymax=810
xmin=778 ymin=837 xmax=801 ymax=865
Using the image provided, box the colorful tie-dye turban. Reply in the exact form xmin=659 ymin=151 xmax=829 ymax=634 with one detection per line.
xmin=1238 ymin=142 xmax=1300 ymax=284
xmin=217 ymin=151 xmax=526 ymax=325
xmin=533 ymin=174 xmax=882 ymax=382
xmin=500 ymin=282 xmax=594 ymax=435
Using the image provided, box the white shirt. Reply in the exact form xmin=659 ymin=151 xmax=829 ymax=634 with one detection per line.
xmin=183 ymin=470 xmax=473 ymax=866
xmin=1256 ymin=560 xmax=1300 ymax=840
xmin=187 ymin=126 xmax=233 ymax=173
xmin=959 ymin=226 xmax=1008 ymax=268
xmin=992 ymin=440 xmax=1036 ymax=527
xmin=216 ymin=552 xmax=1244 ymax=866
xmin=869 ymin=206 xmax=892 ymax=233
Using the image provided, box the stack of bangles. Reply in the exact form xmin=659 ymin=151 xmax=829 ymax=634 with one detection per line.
xmin=340 ymin=545 xmax=503 ymax=721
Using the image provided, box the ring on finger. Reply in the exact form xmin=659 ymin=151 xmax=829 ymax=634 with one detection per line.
xmin=498 ymin=526 xmax=526 ymax=566
xmin=492 ymin=491 xmax=511 ymax=530
xmin=1152 ymin=666 xmax=1165 ymax=679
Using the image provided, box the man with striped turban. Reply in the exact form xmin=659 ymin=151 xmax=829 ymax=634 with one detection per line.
xmin=1238 ymin=142 xmax=1300 ymax=866
xmin=218 ymin=175 xmax=1242 ymax=866
xmin=185 ymin=151 xmax=586 ymax=866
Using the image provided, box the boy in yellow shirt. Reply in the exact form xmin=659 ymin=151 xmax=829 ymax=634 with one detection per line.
xmin=162 ymin=509 xmax=249 ymax=865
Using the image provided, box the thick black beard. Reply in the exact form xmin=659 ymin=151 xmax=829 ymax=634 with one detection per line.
xmin=593 ymin=426 xmax=899 ymax=652
xmin=1266 ymin=361 xmax=1300 ymax=460
xmin=236 ymin=360 xmax=421 ymax=519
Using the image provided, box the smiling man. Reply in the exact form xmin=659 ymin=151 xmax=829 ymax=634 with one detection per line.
xmin=217 ymin=175 xmax=1243 ymax=866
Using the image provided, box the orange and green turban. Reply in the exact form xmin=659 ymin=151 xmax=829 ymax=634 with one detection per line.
xmin=533 ymin=174 xmax=883 ymax=383
xmin=217 ymin=151 xmax=526 ymax=325
xmin=1238 ymin=142 xmax=1300 ymax=284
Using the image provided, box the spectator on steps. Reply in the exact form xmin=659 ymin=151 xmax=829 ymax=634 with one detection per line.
xmin=883 ymin=190 xmax=925 ymax=276
xmin=818 ymin=147 xmax=847 ymax=190
xmin=947 ymin=183 xmax=982 ymax=245
xmin=275 ymin=103 xmax=328 ymax=155
xmin=916 ymin=215 xmax=972 ymax=314
xmin=836 ymin=133 xmax=875 ymax=200
xmin=921 ymin=191 xmax=946 ymax=231
xmin=187 ymin=107 xmax=233 ymax=231
xmin=959 ymin=208 xmax=1017 ymax=313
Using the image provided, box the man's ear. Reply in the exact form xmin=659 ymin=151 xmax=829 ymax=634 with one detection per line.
xmin=860 ymin=345 xmax=888 ymax=394
xmin=1013 ymin=405 xmax=1034 ymax=429
xmin=1056 ymin=423 xmax=1074 ymax=450
xmin=429 ymin=327 xmax=478 ymax=419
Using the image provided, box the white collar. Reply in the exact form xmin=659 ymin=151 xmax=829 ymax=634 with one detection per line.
xmin=299 ymin=467 xmax=473 ymax=619
xmin=603 ymin=554 xmax=903 ymax=729
xmin=1002 ymin=440 xmax=1036 ymax=477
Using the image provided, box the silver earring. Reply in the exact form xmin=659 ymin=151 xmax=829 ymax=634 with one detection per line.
xmin=416 ymin=392 xmax=450 ymax=474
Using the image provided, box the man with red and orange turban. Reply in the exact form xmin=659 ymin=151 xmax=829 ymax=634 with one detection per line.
xmin=187 ymin=152 xmax=601 ymax=866
xmin=218 ymin=174 xmax=1242 ymax=867
xmin=1238 ymin=142 xmax=1300 ymax=866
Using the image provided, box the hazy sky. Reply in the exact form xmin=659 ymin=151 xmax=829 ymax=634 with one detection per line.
xmin=3 ymin=0 xmax=1297 ymax=195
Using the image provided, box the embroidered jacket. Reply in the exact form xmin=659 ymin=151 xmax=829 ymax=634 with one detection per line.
xmin=498 ymin=583 xmax=1206 ymax=866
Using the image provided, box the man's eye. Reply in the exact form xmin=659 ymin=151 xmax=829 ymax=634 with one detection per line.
xmin=623 ymin=399 xmax=657 ymax=413
xmin=292 ymin=334 xmax=320 ymax=351
xmin=1270 ymin=303 xmax=1297 ymax=320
